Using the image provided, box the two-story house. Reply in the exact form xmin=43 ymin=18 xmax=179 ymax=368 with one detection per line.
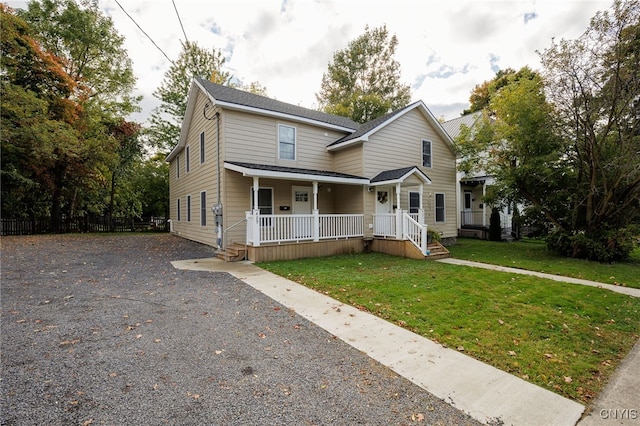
xmin=167 ymin=76 xmax=458 ymax=261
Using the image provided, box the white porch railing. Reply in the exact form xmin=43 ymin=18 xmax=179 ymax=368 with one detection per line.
xmin=373 ymin=211 xmax=429 ymax=255
xmin=403 ymin=212 xmax=428 ymax=255
xmin=372 ymin=213 xmax=396 ymax=237
xmin=246 ymin=212 xmax=364 ymax=246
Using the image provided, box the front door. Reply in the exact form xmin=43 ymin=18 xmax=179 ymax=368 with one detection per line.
xmin=292 ymin=186 xmax=312 ymax=238
xmin=374 ymin=186 xmax=394 ymax=236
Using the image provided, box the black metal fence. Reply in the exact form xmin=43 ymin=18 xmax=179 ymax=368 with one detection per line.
xmin=1 ymin=216 xmax=168 ymax=236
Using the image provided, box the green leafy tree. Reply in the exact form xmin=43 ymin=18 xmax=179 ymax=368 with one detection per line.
xmin=131 ymin=153 xmax=170 ymax=219
xmin=316 ymin=25 xmax=411 ymax=123
xmin=19 ymin=0 xmax=139 ymax=117
xmin=456 ymin=0 xmax=640 ymax=261
xmin=147 ymin=41 xmax=231 ymax=152
xmin=1 ymin=4 xmax=83 ymax=228
xmin=5 ymin=0 xmax=141 ymax=230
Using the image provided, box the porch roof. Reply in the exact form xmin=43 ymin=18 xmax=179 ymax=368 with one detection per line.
xmin=370 ymin=166 xmax=432 ymax=186
xmin=224 ymin=161 xmax=369 ymax=185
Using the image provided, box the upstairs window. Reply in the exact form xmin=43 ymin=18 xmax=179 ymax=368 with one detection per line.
xmin=185 ymin=146 xmax=190 ymax=172
xmin=278 ymin=125 xmax=296 ymax=160
xmin=200 ymin=131 xmax=205 ymax=164
xmin=422 ymin=140 xmax=432 ymax=168
xmin=176 ymin=154 xmax=180 ymax=178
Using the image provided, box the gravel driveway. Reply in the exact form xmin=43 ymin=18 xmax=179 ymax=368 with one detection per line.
xmin=1 ymin=234 xmax=479 ymax=425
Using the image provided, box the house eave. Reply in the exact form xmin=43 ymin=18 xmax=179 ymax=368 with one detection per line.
xmin=224 ymin=162 xmax=370 ymax=185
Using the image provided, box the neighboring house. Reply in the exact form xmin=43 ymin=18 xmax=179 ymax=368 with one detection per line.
xmin=442 ymin=112 xmax=517 ymax=240
xmin=166 ymin=76 xmax=458 ymax=261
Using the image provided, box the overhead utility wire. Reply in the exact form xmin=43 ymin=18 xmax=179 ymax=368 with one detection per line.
xmin=113 ymin=0 xmax=174 ymax=64
xmin=172 ymin=0 xmax=189 ymax=43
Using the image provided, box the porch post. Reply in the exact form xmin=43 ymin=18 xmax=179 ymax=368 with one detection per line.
xmin=252 ymin=176 xmax=261 ymax=246
xmin=418 ymin=183 xmax=425 ymax=225
xmin=395 ymin=183 xmax=403 ymax=239
xmin=312 ymin=181 xmax=319 ymax=242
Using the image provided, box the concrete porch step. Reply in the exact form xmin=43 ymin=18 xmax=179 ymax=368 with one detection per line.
xmin=216 ymin=243 xmax=247 ymax=262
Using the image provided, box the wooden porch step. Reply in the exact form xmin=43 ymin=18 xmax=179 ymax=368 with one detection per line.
xmin=426 ymin=241 xmax=450 ymax=260
xmin=216 ymin=243 xmax=247 ymax=262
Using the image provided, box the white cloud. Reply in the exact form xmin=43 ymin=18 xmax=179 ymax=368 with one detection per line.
xmin=6 ymin=0 xmax=614 ymax=122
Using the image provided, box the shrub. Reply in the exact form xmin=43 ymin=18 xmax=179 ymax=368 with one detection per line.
xmin=546 ymin=227 xmax=636 ymax=262
xmin=427 ymin=228 xmax=441 ymax=243
xmin=489 ymin=208 xmax=502 ymax=241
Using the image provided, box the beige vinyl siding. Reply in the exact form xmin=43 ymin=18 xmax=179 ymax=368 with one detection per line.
xmin=363 ymin=108 xmax=458 ymax=238
xmin=332 ymin=144 xmax=364 ymax=176
xmin=169 ymin=90 xmax=221 ymax=247
xmin=223 ymin=109 xmax=348 ymax=171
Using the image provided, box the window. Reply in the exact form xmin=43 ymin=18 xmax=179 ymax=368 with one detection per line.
xmin=200 ymin=191 xmax=207 ymax=226
xmin=251 ymin=188 xmax=273 ymax=215
xmin=185 ymin=146 xmax=190 ymax=172
xmin=200 ymin=131 xmax=205 ymax=164
xmin=176 ymin=198 xmax=181 ymax=221
xmin=176 ymin=154 xmax=180 ymax=178
xmin=435 ymin=193 xmax=445 ymax=223
xmin=278 ymin=125 xmax=296 ymax=160
xmin=409 ymin=191 xmax=420 ymax=214
xmin=186 ymin=195 xmax=191 ymax=222
xmin=422 ymin=140 xmax=432 ymax=168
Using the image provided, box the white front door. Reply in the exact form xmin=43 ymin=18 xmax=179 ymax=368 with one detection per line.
xmin=292 ymin=186 xmax=312 ymax=238
xmin=375 ymin=187 xmax=392 ymax=214
xmin=292 ymin=186 xmax=311 ymax=214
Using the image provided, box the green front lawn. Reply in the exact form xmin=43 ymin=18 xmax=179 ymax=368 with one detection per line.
xmin=449 ymin=238 xmax=640 ymax=289
xmin=259 ymin=253 xmax=640 ymax=404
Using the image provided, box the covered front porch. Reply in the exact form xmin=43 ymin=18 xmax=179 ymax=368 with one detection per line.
xmin=222 ymin=162 xmax=445 ymax=261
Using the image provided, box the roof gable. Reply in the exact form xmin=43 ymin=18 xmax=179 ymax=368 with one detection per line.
xmin=370 ymin=166 xmax=431 ymax=186
xmin=327 ymin=101 xmax=456 ymax=154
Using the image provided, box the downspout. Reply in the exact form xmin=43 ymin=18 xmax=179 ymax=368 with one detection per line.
xmin=215 ymin=111 xmax=222 ymax=248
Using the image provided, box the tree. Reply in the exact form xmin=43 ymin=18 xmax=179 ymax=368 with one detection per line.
xmin=5 ymin=0 xmax=142 ymax=230
xmin=316 ymin=25 xmax=411 ymax=123
xmin=131 ymin=153 xmax=170 ymax=219
xmin=1 ymin=4 xmax=83 ymax=227
xmin=147 ymin=41 xmax=231 ymax=152
xmin=19 ymin=0 xmax=139 ymax=117
xmin=456 ymin=0 xmax=640 ymax=261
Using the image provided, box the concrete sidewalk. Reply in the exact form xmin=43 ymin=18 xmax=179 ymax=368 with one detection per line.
xmin=438 ymin=258 xmax=640 ymax=298
xmin=172 ymin=258 xmax=589 ymax=425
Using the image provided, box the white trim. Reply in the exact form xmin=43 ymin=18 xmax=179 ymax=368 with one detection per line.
xmin=422 ymin=139 xmax=432 ymax=169
xmin=327 ymin=100 xmax=456 ymax=153
xmin=278 ymin=124 xmax=297 ymax=161
xmin=224 ymin=162 xmax=369 ymax=185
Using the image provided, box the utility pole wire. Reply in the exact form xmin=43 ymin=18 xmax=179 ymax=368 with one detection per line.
xmin=113 ymin=0 xmax=174 ymax=64
xmin=172 ymin=0 xmax=189 ymax=44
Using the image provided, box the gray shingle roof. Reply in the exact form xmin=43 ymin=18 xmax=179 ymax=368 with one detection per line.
xmin=370 ymin=166 xmax=431 ymax=184
xmin=441 ymin=111 xmax=482 ymax=139
xmin=225 ymin=161 xmax=368 ymax=180
xmin=196 ymin=76 xmax=360 ymax=130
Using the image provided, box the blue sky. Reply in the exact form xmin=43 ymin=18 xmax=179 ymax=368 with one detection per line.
xmin=7 ymin=0 xmax=614 ymax=124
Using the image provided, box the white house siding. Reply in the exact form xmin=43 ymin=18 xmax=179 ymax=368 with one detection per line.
xmin=223 ymin=109 xmax=348 ymax=171
xmin=169 ymin=91 xmax=221 ymax=247
xmin=362 ymin=108 xmax=458 ymax=239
